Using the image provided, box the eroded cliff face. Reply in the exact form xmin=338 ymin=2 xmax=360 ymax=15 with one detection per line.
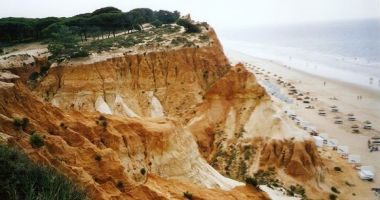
xmin=34 ymin=29 xmax=229 ymax=119
xmin=0 ymin=25 xmax=332 ymax=200
xmin=185 ymin=64 xmax=323 ymax=183
xmin=0 ymin=83 xmax=269 ymax=200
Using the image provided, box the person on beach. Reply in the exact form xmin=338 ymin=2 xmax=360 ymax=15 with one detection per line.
xmin=324 ymin=81 xmax=326 ymax=86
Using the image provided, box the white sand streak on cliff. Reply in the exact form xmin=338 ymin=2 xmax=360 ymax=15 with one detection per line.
xmin=244 ymin=100 xmax=308 ymax=140
xmin=224 ymin=107 xmax=237 ymax=139
xmin=95 ymin=96 xmax=113 ymax=115
xmin=51 ymin=97 xmax=59 ymax=107
xmin=148 ymin=124 xmax=243 ymax=190
xmin=147 ymin=91 xmax=164 ymax=117
xmin=114 ymin=95 xmax=139 ymax=118
xmin=260 ymin=185 xmax=301 ymax=200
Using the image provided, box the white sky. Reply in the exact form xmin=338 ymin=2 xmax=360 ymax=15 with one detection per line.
xmin=1 ymin=0 xmax=379 ymax=29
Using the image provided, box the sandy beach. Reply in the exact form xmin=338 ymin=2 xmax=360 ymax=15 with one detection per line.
xmin=226 ymin=49 xmax=380 ymax=189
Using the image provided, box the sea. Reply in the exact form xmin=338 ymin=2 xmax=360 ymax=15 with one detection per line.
xmin=219 ymin=19 xmax=380 ymax=91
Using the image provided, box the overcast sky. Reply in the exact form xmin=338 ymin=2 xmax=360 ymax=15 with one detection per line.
xmin=1 ymin=0 xmax=379 ymax=29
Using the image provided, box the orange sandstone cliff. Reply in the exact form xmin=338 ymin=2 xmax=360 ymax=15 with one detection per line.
xmin=34 ymin=29 xmax=229 ymax=119
xmin=0 ymin=82 xmax=269 ymax=200
xmin=0 ymin=27 xmax=272 ymax=200
xmin=0 ymin=23 xmax=365 ymax=200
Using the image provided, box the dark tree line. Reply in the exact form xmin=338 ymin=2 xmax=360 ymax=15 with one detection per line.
xmin=0 ymin=7 xmax=180 ymax=45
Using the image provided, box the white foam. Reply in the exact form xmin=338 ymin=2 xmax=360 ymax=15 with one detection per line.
xmin=223 ymin=41 xmax=380 ymax=91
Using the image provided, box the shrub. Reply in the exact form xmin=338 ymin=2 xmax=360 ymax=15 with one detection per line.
xmin=40 ymin=64 xmax=50 ymax=75
xmin=334 ymin=166 xmax=342 ymax=172
xmin=331 ymin=186 xmax=340 ymax=194
xmin=329 ymin=194 xmax=337 ymax=200
xmin=70 ymin=48 xmax=89 ymax=58
xmin=183 ymin=191 xmax=193 ymax=200
xmin=29 ymin=72 xmax=40 ymax=80
xmin=198 ymin=34 xmax=209 ymax=42
xmin=171 ymin=36 xmax=189 ymax=46
xmin=151 ymin=19 xmax=162 ymax=27
xmin=13 ymin=118 xmax=24 ymax=128
xmin=0 ymin=145 xmax=88 ymax=199
xmin=98 ymin=115 xmax=106 ymax=121
xmin=176 ymin=19 xmax=201 ymax=33
xmin=243 ymin=145 xmax=253 ymax=160
xmin=239 ymin=160 xmax=248 ymax=177
xmin=116 ymin=180 xmax=124 ymax=190
xmin=245 ymin=177 xmax=258 ymax=187
xmin=140 ymin=168 xmax=146 ymax=175
xmin=13 ymin=117 xmax=29 ymax=130
xmin=60 ymin=122 xmax=67 ymax=129
xmin=252 ymin=169 xmax=278 ymax=186
xmin=100 ymin=120 xmax=108 ymax=128
xmin=95 ymin=154 xmax=102 ymax=161
xmin=289 ymin=184 xmax=306 ymax=198
xmin=98 ymin=115 xmax=108 ymax=128
xmin=298 ymin=188 xmax=306 ymax=197
xmin=48 ymin=25 xmax=90 ymax=61
xmin=286 ymin=189 xmax=294 ymax=196
xmin=29 ymin=133 xmax=44 ymax=148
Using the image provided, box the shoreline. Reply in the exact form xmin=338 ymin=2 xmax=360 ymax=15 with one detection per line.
xmin=220 ymin=39 xmax=380 ymax=92
xmin=225 ymin=48 xmax=380 ymax=189
xmin=225 ymin=48 xmax=380 ymax=94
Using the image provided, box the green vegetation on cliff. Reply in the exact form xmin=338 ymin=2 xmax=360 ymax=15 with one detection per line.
xmin=0 ymin=145 xmax=87 ymax=200
xmin=0 ymin=7 xmax=180 ymax=45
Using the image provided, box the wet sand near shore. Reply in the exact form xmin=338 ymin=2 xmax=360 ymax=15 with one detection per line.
xmin=226 ymin=49 xmax=380 ymax=191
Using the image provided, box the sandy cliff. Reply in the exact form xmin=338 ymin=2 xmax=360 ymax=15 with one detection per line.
xmin=185 ymin=64 xmax=323 ymax=182
xmin=34 ymin=29 xmax=229 ymax=120
xmin=0 ymin=27 xmax=272 ymax=200
xmin=0 ymin=22 xmax=365 ymax=200
xmin=0 ymin=82 xmax=270 ymax=200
